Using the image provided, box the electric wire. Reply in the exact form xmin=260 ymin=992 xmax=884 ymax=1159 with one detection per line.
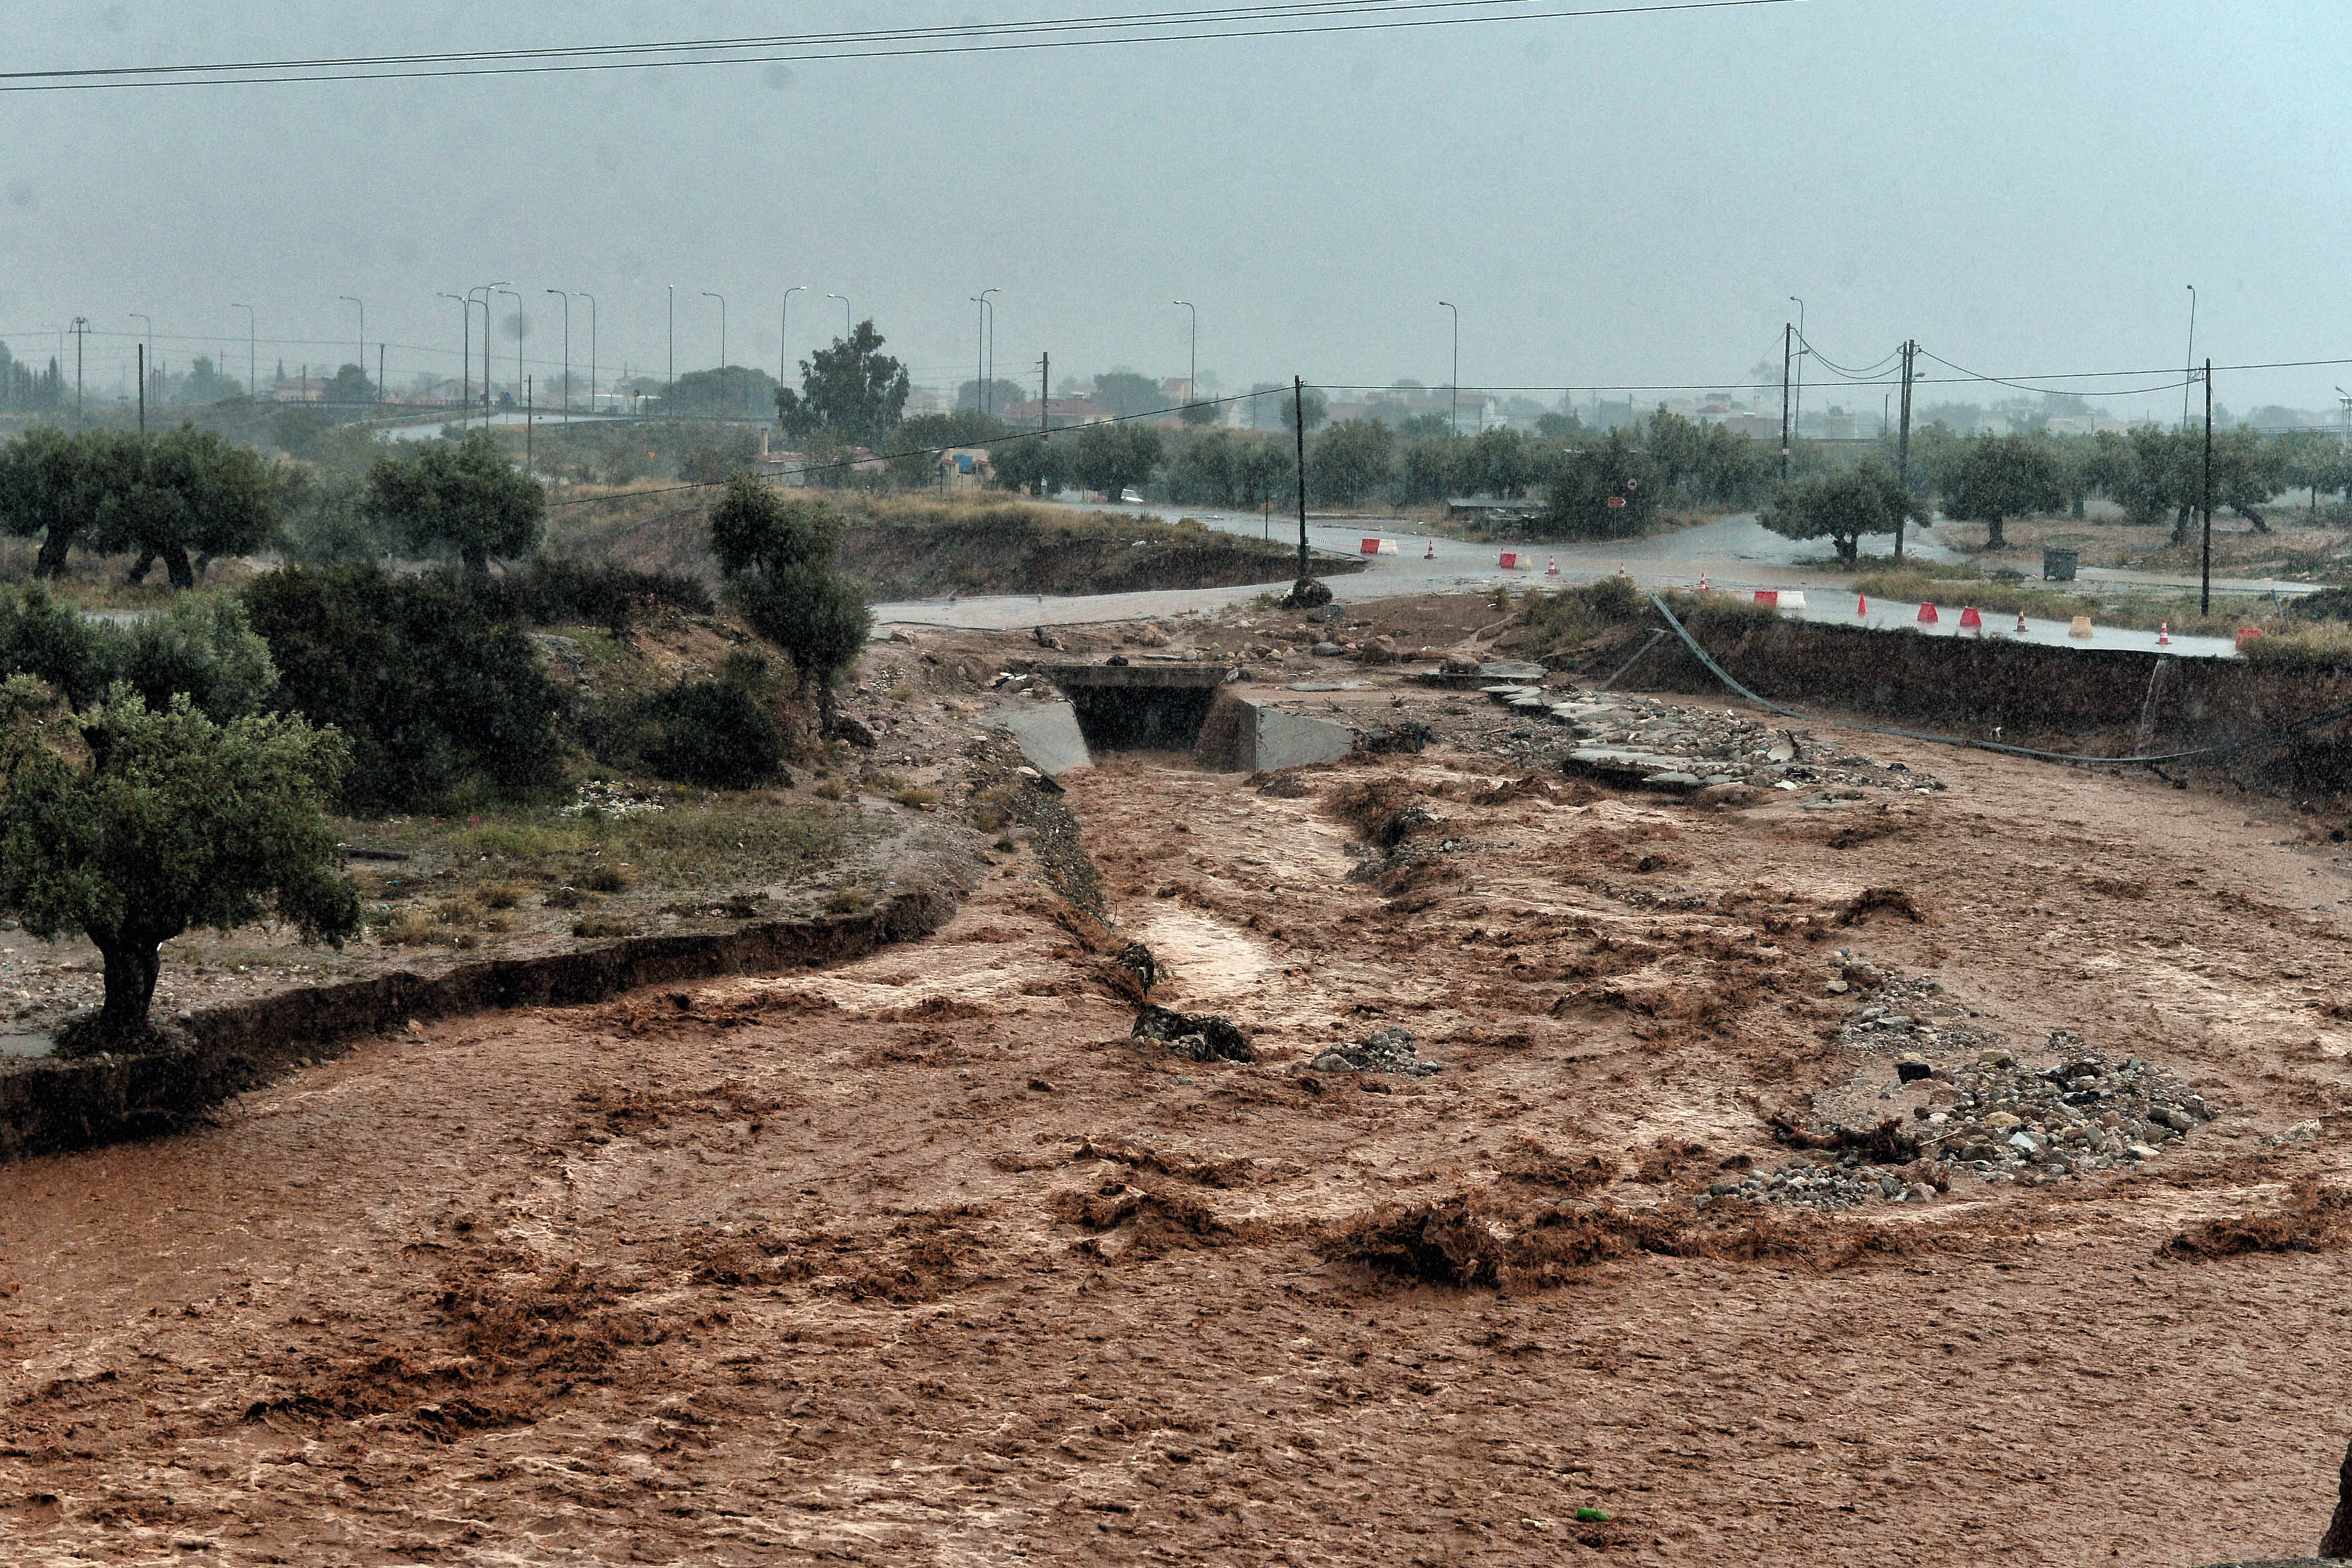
xmin=1794 ymin=331 xmax=1903 ymax=380
xmin=0 ymin=0 xmax=1800 ymax=93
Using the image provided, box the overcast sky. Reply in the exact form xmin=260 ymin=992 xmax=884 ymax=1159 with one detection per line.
xmin=3 ymin=1 xmax=2346 ymax=421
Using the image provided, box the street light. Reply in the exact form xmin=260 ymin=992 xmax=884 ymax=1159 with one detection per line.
xmin=469 ymin=281 xmax=508 ymax=418
xmin=574 ymin=292 xmax=597 ymax=418
xmin=1439 ymin=300 xmax=1459 ymax=435
xmin=781 ymin=283 xmax=807 ymax=391
xmin=701 ymin=291 xmax=728 ymax=415
xmin=495 ymin=287 xmax=524 ymax=413
xmin=545 ymin=289 xmax=570 ymax=422
xmin=666 ymin=283 xmax=675 ymax=412
xmin=828 ymin=293 xmax=850 ymax=338
xmin=1788 ymin=295 xmax=1805 ymax=444
xmin=1172 ymin=299 xmax=1196 ymax=410
xmin=436 ymin=293 xmax=469 ymax=427
xmin=229 ymin=303 xmax=255 ymax=402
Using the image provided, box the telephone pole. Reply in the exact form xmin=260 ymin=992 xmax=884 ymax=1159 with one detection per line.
xmin=2201 ymin=357 xmax=2213 ymax=617
xmin=136 ymin=343 xmax=145 ymax=433
xmin=1895 ymin=339 xmax=1915 ymax=557
xmin=70 ymin=316 xmax=88 ymax=427
xmin=1778 ymin=322 xmax=1792 ymax=481
xmin=1294 ymin=376 xmax=1310 ymax=579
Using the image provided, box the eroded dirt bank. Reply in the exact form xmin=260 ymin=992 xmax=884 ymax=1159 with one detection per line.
xmin=6 ymin=670 xmax=2352 ymax=1565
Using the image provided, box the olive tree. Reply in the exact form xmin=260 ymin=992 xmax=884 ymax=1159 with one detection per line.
xmin=1066 ymin=420 xmax=1164 ymax=503
xmin=362 ymin=431 xmax=544 ymax=574
xmin=0 ymin=426 xmax=134 ymax=578
xmin=0 ymin=678 xmax=358 ymax=1044
xmin=707 ymin=476 xmax=871 ymax=736
xmin=1937 ymin=433 xmax=2064 ymax=550
xmin=1759 ymin=459 xmax=1915 ymax=564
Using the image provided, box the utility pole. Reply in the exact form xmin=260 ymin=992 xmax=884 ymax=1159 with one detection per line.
xmin=1788 ymin=295 xmax=1805 ymax=447
xmin=136 ymin=343 xmax=145 ymax=433
xmin=1895 ymin=339 xmax=1916 ymax=558
xmin=983 ymin=289 xmax=998 ymax=415
xmin=231 ymin=303 xmax=255 ymax=403
xmin=70 ymin=316 xmax=87 ymax=427
xmin=972 ymin=294 xmax=986 ymax=416
xmin=1038 ymin=351 xmax=1050 ymax=496
xmin=1779 ymin=323 xmax=1792 ymax=481
xmin=2182 ymin=285 xmax=2197 ymax=431
xmin=1173 ymin=299 xmax=1197 ymax=408
xmin=1294 ymin=375 xmax=1310 ymax=579
xmin=666 ymin=283 xmax=675 ymax=414
xmin=378 ymin=343 xmax=385 ymax=416
xmin=2201 ymin=357 xmax=2213 ymax=617
xmin=526 ymin=374 xmax=534 ymax=471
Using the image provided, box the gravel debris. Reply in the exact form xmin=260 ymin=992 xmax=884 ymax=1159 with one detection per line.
xmin=1309 ymin=1026 xmax=1443 ymax=1077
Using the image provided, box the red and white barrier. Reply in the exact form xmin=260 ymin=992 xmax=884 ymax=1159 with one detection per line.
xmin=1918 ymin=601 xmax=1940 ymax=625
xmin=1779 ymin=591 xmax=1808 ymax=611
xmin=1958 ymin=605 xmax=1982 ymax=630
xmin=1753 ymin=589 xmax=1779 ymax=607
xmin=1498 ymin=551 xmax=1531 ymax=570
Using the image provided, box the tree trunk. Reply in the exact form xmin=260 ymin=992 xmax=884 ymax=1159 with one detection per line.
xmin=2239 ymin=507 xmax=2269 ymax=535
xmin=125 ymin=550 xmax=158 ymax=586
xmin=1836 ymin=535 xmax=1858 ymax=564
xmin=462 ymin=547 xmax=489 ymax=576
xmin=164 ymin=544 xmax=196 ymax=589
xmin=2171 ymin=505 xmax=2192 ymax=548
xmin=1986 ymin=516 xmax=2007 ymax=550
xmin=33 ymin=525 xmax=73 ymax=578
xmin=91 ymin=932 xmax=165 ymax=1040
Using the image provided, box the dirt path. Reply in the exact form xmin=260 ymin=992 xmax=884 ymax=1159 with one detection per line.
xmin=6 ymin=687 xmax=2352 ymax=1565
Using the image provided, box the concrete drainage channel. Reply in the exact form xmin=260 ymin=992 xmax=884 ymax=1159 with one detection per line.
xmin=988 ymin=662 xmax=1358 ymax=777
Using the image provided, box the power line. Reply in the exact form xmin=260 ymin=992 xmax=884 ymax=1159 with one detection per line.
xmin=0 ymin=0 xmax=1801 ymax=92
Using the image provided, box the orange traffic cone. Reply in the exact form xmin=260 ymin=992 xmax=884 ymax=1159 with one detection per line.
xmin=1545 ymin=555 xmax=1559 ymax=576
xmin=1617 ymin=564 xmax=1628 ymax=578
xmin=2015 ymin=609 xmax=2027 ymax=633
xmin=1856 ymin=593 xmax=1868 ymax=616
xmin=2157 ymin=621 xmax=2171 ymax=645
xmin=1424 ymin=537 xmax=1435 ymax=560
xmin=1697 ymin=574 xmax=1709 ymax=593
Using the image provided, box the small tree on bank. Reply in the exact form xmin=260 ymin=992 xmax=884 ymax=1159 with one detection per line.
xmin=708 ymin=476 xmax=872 ymax=736
xmin=0 ymin=678 xmax=358 ymax=1044
xmin=362 ymin=431 xmax=544 ymax=574
xmin=1938 ymin=433 xmax=2063 ymax=550
xmin=1759 ymin=460 xmax=1914 ymax=564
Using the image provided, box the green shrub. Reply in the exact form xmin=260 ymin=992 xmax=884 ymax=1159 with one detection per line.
xmin=242 ymin=564 xmax=563 ymax=811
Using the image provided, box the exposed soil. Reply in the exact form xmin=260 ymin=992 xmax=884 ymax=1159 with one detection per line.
xmin=9 ymin=605 xmax=2352 ymax=1564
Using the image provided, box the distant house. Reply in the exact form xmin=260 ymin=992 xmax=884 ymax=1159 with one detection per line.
xmin=998 ymin=396 xmax=1113 ymax=430
xmin=903 ymin=385 xmax=953 ymax=417
xmin=937 ymin=447 xmax=992 ymax=491
xmin=271 ymin=375 xmax=328 ymax=404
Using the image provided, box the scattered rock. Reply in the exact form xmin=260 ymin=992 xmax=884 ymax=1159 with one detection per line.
xmin=1133 ymin=1004 xmax=1252 ymax=1063
xmin=1308 ymin=1026 xmax=1441 ymax=1077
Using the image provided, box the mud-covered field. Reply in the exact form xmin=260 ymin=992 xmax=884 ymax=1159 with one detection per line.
xmin=7 ymin=635 xmax=2352 ymax=1565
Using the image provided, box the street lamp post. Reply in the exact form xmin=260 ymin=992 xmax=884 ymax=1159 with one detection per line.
xmin=1788 ymin=295 xmax=1806 ymax=445
xmin=574 ymin=292 xmax=597 ymax=418
xmin=470 ymin=281 xmax=508 ymax=420
xmin=979 ymin=287 xmax=1000 ymax=416
xmin=666 ymin=283 xmax=675 ymax=413
xmin=2183 ymin=284 xmax=2198 ymax=430
xmin=1172 ymin=299 xmax=1196 ymax=410
xmin=495 ymin=288 xmax=524 ymax=415
xmin=780 ymin=283 xmax=807 ymax=394
xmin=1439 ymin=300 xmax=1459 ymax=435
xmin=546 ymin=289 xmax=570 ymax=422
xmin=437 ymin=293 xmax=469 ymax=427
xmin=702 ymin=291 xmax=728 ymax=414
xmin=230 ymin=303 xmax=255 ymax=402
xmin=971 ymin=293 xmax=987 ymax=416
xmin=828 ymin=293 xmax=850 ymax=339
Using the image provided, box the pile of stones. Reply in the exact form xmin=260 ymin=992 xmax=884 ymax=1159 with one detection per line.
xmin=1911 ymin=1039 xmax=2216 ymax=1183
xmin=1468 ymin=690 xmax=1946 ymax=796
xmin=1308 ymin=1026 xmax=1443 ymax=1077
xmin=1828 ymin=965 xmax=2001 ymax=1058
xmin=1703 ymin=1157 xmax=1940 ymax=1212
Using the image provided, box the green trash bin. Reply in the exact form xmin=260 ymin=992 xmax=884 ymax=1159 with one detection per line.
xmin=2042 ymin=547 xmax=2079 ymax=583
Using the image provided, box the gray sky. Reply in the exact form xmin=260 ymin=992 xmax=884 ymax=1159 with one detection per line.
xmin=3 ymin=1 xmax=2346 ymax=420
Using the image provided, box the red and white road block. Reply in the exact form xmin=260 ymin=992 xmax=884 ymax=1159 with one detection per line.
xmin=1958 ymin=605 xmax=1983 ymax=631
xmin=1918 ymin=601 xmax=1941 ymax=625
xmin=1498 ymin=551 xmax=1532 ymax=570
xmin=1753 ymin=589 xmax=1779 ymax=607
xmin=1359 ymin=537 xmax=1398 ymax=556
